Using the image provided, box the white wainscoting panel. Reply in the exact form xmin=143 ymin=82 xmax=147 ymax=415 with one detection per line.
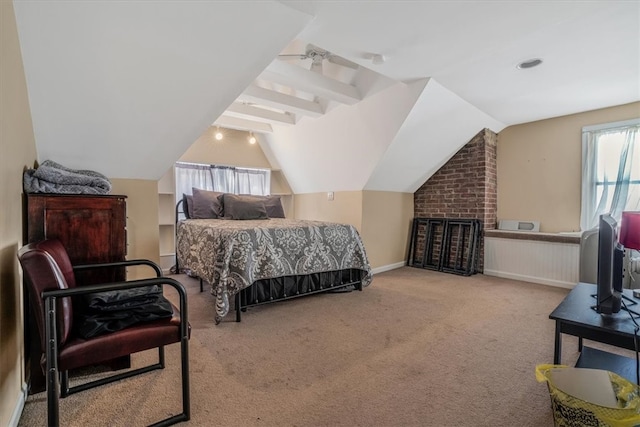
xmin=484 ymin=237 xmax=580 ymax=288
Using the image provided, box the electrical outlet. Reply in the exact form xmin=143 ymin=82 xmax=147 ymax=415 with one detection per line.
xmin=327 ymin=192 xmax=334 ymax=201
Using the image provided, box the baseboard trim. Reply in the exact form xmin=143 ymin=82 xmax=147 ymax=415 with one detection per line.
xmin=8 ymin=382 xmax=28 ymax=427
xmin=371 ymin=261 xmax=406 ymax=275
xmin=483 ymin=269 xmax=575 ymax=289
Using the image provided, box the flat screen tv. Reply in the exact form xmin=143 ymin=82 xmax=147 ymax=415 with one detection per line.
xmin=595 ymin=214 xmax=625 ymax=314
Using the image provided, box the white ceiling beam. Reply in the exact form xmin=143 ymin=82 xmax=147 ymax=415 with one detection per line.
xmin=238 ymin=85 xmax=324 ymax=118
xmin=214 ymin=115 xmax=274 ymax=133
xmin=226 ymin=102 xmax=296 ymax=125
xmin=261 ymin=61 xmax=362 ymax=105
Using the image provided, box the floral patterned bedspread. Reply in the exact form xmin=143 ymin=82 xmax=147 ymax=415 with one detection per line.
xmin=176 ymin=218 xmax=372 ymax=320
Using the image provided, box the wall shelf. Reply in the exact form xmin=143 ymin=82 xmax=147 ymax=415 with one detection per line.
xmin=157 ymin=167 xmax=175 ymax=273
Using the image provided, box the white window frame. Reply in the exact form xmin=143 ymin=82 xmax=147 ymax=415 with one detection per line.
xmin=580 ymin=118 xmax=640 ymax=231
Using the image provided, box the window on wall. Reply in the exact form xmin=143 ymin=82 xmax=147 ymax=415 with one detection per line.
xmin=174 ymin=162 xmax=271 ymax=198
xmin=580 ymin=119 xmax=640 ymax=230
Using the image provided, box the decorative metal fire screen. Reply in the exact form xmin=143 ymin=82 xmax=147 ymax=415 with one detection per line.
xmin=408 ymin=217 xmax=482 ymax=276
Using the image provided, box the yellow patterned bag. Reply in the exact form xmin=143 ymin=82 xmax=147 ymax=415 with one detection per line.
xmin=536 ymin=364 xmax=640 ymax=427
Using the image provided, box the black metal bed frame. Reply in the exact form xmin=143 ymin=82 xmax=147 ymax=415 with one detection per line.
xmin=231 ymin=269 xmax=364 ymax=322
xmin=174 ymin=198 xmax=187 ymax=273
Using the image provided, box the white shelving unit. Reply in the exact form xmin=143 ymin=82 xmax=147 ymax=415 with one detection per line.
xmin=158 ymin=167 xmax=176 ymax=274
xmin=270 ymin=170 xmax=293 ymax=217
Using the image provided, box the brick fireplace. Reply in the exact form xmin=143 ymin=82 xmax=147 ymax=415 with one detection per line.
xmin=413 ymin=128 xmax=498 ymax=272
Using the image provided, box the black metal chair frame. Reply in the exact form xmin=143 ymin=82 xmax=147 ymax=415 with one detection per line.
xmin=38 ymin=259 xmax=190 ymax=427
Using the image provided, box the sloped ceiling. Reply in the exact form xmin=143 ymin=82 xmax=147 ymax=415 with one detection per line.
xmin=364 ymin=79 xmax=506 ymax=193
xmin=260 ymin=78 xmax=427 ymax=194
xmin=12 ymin=1 xmax=312 ymax=180
xmin=12 ymin=1 xmax=640 ymax=194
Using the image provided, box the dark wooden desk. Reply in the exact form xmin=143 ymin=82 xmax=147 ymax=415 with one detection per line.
xmin=550 ymin=283 xmax=639 ymax=373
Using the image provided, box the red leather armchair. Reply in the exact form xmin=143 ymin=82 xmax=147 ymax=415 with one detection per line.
xmin=18 ymin=239 xmax=190 ymax=427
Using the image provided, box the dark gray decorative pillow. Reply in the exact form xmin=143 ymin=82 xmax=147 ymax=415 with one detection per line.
xmin=191 ymin=188 xmax=224 ymax=219
xmin=182 ymin=194 xmax=194 ymax=219
xmin=228 ymin=194 xmax=285 ymax=218
xmin=222 ymin=194 xmax=268 ymax=220
xmin=262 ymin=195 xmax=285 ymax=218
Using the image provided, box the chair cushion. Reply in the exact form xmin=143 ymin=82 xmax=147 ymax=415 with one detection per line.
xmin=53 ymin=303 xmax=186 ymax=372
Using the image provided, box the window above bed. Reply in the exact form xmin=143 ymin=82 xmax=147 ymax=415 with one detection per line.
xmin=175 ymin=162 xmax=278 ymax=219
xmin=175 ymin=162 xmax=271 ymax=198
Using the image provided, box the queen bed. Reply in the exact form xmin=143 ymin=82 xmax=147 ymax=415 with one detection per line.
xmin=175 ymin=190 xmax=372 ymax=324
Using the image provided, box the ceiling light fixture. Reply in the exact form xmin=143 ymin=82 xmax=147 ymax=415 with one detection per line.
xmin=214 ymin=126 xmax=223 ymax=141
xmin=517 ymin=58 xmax=543 ymax=69
xmin=248 ymin=132 xmax=256 ymax=145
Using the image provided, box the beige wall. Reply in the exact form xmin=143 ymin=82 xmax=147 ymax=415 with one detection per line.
xmin=1 ymin=2 xmax=38 ymax=424
xmin=498 ymin=102 xmax=640 ymax=233
xmin=110 ymin=179 xmax=161 ymax=280
xmin=179 ymin=127 xmax=272 ymax=169
xmin=294 ymin=191 xmax=363 ymax=230
xmin=361 ymin=191 xmax=414 ymax=268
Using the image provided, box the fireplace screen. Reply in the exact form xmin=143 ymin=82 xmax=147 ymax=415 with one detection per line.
xmin=408 ymin=217 xmax=482 ymax=276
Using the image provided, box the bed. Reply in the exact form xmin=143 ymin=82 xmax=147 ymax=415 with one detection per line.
xmin=175 ymin=191 xmax=372 ymax=324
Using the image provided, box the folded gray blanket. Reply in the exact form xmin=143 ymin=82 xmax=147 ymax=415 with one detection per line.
xmin=23 ymin=160 xmax=112 ymax=194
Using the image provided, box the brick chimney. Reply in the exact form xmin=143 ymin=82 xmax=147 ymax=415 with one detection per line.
xmin=413 ymin=128 xmax=497 ymax=272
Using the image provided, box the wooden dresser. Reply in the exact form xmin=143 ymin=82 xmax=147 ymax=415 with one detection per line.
xmin=25 ymin=193 xmax=127 ymax=277
xmin=23 ymin=193 xmax=128 ymax=393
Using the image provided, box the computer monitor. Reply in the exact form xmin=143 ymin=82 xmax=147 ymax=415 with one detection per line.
xmin=595 ymin=214 xmax=625 ymax=314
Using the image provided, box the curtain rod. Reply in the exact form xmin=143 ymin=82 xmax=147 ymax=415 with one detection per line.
xmin=175 ymin=161 xmax=233 ymax=170
xmin=175 ymin=161 xmax=270 ymax=173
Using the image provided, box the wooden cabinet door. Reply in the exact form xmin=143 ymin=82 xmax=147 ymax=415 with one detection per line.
xmin=26 ymin=194 xmax=127 ymax=283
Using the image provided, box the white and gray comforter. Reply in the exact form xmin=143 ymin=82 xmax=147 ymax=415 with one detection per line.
xmin=176 ymin=218 xmax=372 ymax=319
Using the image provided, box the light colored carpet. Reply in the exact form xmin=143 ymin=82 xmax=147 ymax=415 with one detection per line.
xmin=19 ymin=267 xmax=613 ymax=426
